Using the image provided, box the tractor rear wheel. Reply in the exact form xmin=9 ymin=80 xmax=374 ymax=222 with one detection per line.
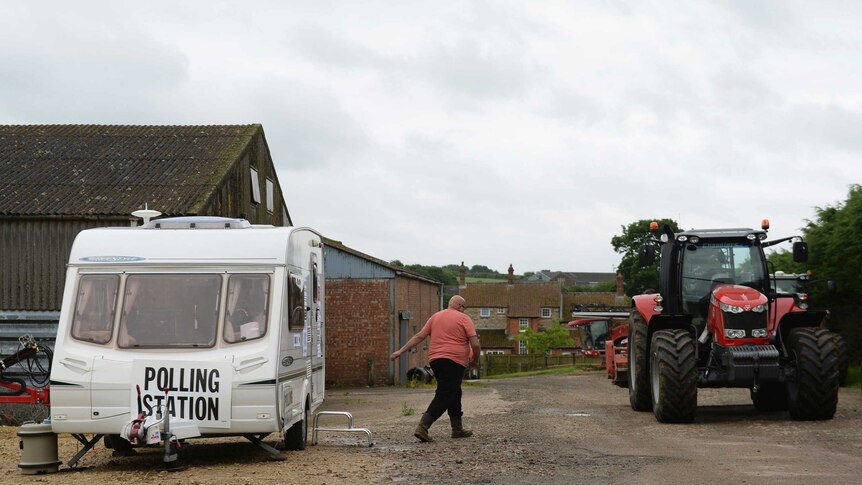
xmin=649 ymin=329 xmax=697 ymax=423
xmin=751 ymin=382 xmax=787 ymax=412
xmin=628 ymin=312 xmax=651 ymax=411
xmin=786 ymin=328 xmax=838 ymax=421
xmin=832 ymin=333 xmax=849 ymax=387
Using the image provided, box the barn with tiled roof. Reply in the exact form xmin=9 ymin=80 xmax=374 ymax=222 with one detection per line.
xmin=0 ymin=124 xmax=291 ymax=313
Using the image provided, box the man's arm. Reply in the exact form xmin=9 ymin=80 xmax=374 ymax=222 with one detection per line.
xmin=389 ymin=329 xmax=429 ymax=361
xmin=468 ymin=335 xmax=481 ymax=368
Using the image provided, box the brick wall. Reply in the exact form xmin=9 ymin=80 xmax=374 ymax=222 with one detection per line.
xmin=325 ymin=279 xmax=391 ymax=387
xmin=325 ymin=276 xmax=441 ymax=387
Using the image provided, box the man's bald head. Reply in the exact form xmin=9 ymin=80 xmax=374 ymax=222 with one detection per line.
xmin=448 ymin=295 xmax=466 ymax=311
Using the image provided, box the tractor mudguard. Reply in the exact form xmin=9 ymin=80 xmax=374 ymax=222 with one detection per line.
xmin=775 ymin=311 xmax=828 ymax=355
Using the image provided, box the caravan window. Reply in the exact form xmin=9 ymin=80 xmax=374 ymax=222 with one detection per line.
xmin=288 ymin=274 xmax=305 ymax=332
xmin=118 ymin=274 xmax=221 ymax=348
xmin=224 ymin=274 xmax=270 ymax=344
xmin=71 ymin=275 xmax=119 ymax=344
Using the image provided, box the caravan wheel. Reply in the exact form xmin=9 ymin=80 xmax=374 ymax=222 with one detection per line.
xmin=284 ymin=404 xmax=308 ymax=450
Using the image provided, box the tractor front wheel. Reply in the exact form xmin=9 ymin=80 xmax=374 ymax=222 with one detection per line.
xmin=786 ymin=327 xmax=838 ymax=421
xmin=628 ymin=312 xmax=651 ymax=411
xmin=649 ymin=329 xmax=697 ymax=423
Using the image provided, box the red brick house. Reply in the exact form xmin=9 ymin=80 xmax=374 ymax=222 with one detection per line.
xmin=458 ymin=264 xmax=562 ymax=355
xmin=323 ymin=238 xmax=442 ymax=387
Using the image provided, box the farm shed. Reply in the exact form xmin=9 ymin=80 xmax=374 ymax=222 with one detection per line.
xmin=0 ymin=124 xmax=290 ymax=359
xmin=323 ymin=238 xmax=442 ymax=386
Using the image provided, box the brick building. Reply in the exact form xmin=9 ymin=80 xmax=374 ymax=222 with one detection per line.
xmin=458 ymin=264 xmax=562 ymax=355
xmin=323 ymin=238 xmax=442 ymax=387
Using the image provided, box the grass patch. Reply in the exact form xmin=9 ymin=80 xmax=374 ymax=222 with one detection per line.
xmin=483 ymin=365 xmax=600 ymax=380
xmin=401 ymin=402 xmax=415 ymax=416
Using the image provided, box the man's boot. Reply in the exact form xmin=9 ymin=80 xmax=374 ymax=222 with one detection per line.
xmin=414 ymin=413 xmax=435 ymax=442
xmin=450 ymin=415 xmax=473 ymax=438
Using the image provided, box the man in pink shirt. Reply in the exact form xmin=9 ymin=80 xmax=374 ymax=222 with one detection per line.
xmin=390 ymin=295 xmax=481 ymax=442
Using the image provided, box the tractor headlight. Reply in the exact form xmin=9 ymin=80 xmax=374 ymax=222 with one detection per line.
xmin=751 ymin=329 xmax=768 ymax=338
xmin=725 ymin=329 xmax=746 ymax=339
xmin=751 ymin=304 xmax=767 ymax=313
xmin=719 ymin=302 xmax=744 ymax=314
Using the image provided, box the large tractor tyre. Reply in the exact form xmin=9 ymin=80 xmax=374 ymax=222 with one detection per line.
xmin=649 ymin=329 xmax=697 ymax=423
xmin=628 ymin=312 xmax=651 ymax=411
xmin=751 ymin=382 xmax=788 ymax=412
xmin=832 ymin=333 xmax=849 ymax=387
xmin=786 ymin=328 xmax=839 ymax=421
xmin=284 ymin=403 xmax=308 ymax=450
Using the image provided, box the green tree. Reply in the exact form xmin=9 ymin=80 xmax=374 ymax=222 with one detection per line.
xmin=766 ymin=250 xmax=805 ymax=274
xmin=611 ymin=218 xmax=681 ymax=296
xmin=803 ymin=185 xmax=862 ymax=305
xmin=514 ymin=320 xmax=574 ymax=355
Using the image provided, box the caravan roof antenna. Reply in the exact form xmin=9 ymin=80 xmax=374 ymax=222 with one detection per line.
xmin=132 ymin=203 xmax=162 ymax=225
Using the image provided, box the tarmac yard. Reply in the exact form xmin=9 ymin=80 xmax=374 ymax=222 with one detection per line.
xmin=1 ymin=372 xmax=860 ymax=484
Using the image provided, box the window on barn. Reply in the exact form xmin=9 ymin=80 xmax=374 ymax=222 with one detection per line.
xmin=497 ymin=308 xmax=506 ymax=314
xmin=266 ymin=178 xmax=274 ymax=213
xmin=480 ymin=308 xmax=490 ymax=317
xmin=541 ymin=308 xmax=551 ymax=318
xmin=519 ymin=340 xmax=527 ymax=355
xmin=519 ymin=318 xmax=529 ymax=332
xmin=250 ymin=167 xmax=261 ymax=204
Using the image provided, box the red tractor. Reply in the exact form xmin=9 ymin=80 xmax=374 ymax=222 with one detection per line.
xmin=567 ymin=318 xmax=629 ymax=387
xmin=567 ymin=318 xmax=612 ymax=360
xmin=625 ymin=221 xmax=840 ymax=423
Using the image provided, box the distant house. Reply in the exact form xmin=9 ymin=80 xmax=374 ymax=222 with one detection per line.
xmin=323 ymin=238 xmax=442 ymax=386
xmin=527 ymin=270 xmax=616 ymax=288
xmin=458 ymin=264 xmax=562 ymax=355
xmin=0 ymin=124 xmax=290 ymax=355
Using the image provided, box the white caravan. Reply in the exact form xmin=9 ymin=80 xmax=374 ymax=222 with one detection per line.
xmin=50 ymin=217 xmax=324 ymax=452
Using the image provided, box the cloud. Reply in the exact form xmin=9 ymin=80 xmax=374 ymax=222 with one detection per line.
xmin=0 ymin=5 xmax=189 ymax=123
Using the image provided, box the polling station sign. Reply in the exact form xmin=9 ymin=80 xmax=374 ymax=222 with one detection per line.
xmin=130 ymin=360 xmax=233 ymax=428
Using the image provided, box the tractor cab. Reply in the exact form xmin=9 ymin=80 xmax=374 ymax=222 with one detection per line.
xmin=567 ymin=318 xmax=611 ymax=357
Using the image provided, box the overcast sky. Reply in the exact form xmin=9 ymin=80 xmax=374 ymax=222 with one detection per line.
xmin=3 ymin=1 xmax=860 ymax=273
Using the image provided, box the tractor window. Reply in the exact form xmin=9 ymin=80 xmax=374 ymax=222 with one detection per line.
xmin=681 ymin=241 xmax=767 ymax=322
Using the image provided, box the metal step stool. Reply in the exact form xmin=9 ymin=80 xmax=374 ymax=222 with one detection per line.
xmin=311 ymin=411 xmax=373 ymax=447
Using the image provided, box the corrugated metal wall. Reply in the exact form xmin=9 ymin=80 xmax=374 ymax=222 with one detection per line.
xmin=324 ymin=246 xmax=397 ymax=279
xmin=0 ymin=217 xmax=130 ymax=311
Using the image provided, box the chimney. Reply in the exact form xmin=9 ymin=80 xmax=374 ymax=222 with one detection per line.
xmin=459 ymin=261 xmax=466 ymax=287
xmin=615 ymin=272 xmax=625 ymax=304
xmin=508 ymin=264 xmax=514 ymax=284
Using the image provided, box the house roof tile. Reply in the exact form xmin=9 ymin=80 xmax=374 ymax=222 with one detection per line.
xmin=459 ymin=282 xmax=560 ymax=318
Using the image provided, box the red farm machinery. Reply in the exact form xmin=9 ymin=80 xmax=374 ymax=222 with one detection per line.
xmin=616 ymin=221 xmax=840 ymax=423
xmin=0 ymin=335 xmax=51 ymax=407
xmin=567 ymin=318 xmax=628 ymax=387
